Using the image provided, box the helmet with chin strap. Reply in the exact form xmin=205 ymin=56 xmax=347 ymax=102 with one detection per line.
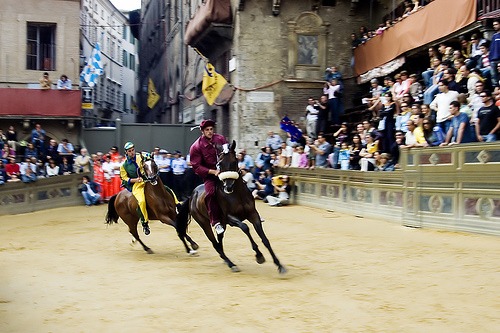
xmin=124 ymin=141 xmax=134 ymax=150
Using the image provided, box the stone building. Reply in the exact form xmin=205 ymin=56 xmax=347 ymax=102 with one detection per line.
xmin=80 ymin=0 xmax=139 ymax=126
xmin=0 ymin=0 xmax=81 ymax=143
xmin=138 ymin=0 xmax=393 ymax=152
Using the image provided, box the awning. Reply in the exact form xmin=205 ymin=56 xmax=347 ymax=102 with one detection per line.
xmin=185 ymin=0 xmax=233 ymax=58
xmin=354 ymin=0 xmax=477 ymax=76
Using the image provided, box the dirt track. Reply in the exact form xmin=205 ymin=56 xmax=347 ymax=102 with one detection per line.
xmin=1 ymin=202 xmax=499 ymax=332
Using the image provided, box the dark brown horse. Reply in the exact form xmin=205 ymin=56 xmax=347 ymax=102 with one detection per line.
xmin=105 ymin=156 xmax=198 ymax=255
xmin=178 ymin=141 xmax=287 ymax=274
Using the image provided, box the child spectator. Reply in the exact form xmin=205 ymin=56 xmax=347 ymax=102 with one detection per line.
xmin=338 ymin=142 xmax=350 ymax=170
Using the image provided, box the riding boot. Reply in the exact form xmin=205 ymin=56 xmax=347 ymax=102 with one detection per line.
xmin=136 ymin=208 xmax=150 ymax=235
xmin=142 ymin=221 xmax=150 ymax=235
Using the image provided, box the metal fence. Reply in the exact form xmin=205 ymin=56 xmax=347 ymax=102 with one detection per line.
xmin=81 ymin=119 xmax=201 ymax=155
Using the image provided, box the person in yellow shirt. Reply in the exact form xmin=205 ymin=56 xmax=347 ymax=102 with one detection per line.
xmin=120 ymin=141 xmax=150 ymax=235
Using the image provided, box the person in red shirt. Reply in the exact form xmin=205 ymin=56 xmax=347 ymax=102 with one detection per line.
xmin=5 ymin=157 xmax=20 ymax=182
xmin=189 ymin=119 xmax=228 ymax=235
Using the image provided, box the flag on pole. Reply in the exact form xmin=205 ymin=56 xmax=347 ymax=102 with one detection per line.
xmin=80 ymin=42 xmax=104 ymax=87
xmin=202 ymin=63 xmax=227 ymax=105
xmin=280 ymin=116 xmax=303 ymax=142
xmin=147 ymin=78 xmax=160 ymax=109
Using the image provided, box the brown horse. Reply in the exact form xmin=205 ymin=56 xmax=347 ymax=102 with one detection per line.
xmin=178 ymin=141 xmax=287 ymax=274
xmin=105 ymin=156 xmax=198 ymax=255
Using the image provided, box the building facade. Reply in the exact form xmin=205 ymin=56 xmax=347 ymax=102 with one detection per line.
xmin=80 ymin=0 xmax=139 ymax=126
xmin=139 ymin=0 xmax=389 ymax=151
xmin=0 ymin=0 xmax=81 ymax=143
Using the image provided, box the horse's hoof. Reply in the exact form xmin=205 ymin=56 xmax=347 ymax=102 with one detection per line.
xmin=188 ymin=250 xmax=198 ymax=256
xmin=146 ymin=248 xmax=154 ymax=254
xmin=278 ymin=266 xmax=288 ymax=275
xmin=256 ymin=255 xmax=266 ymax=264
xmin=191 ymin=243 xmax=199 ymax=250
xmin=230 ymin=266 xmax=241 ymax=273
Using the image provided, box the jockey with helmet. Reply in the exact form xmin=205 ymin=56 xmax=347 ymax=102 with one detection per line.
xmin=120 ymin=141 xmax=150 ymax=235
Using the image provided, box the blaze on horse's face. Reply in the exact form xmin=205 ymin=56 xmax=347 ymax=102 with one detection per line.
xmin=216 ymin=141 xmax=239 ymax=194
xmin=141 ymin=157 xmax=159 ymax=185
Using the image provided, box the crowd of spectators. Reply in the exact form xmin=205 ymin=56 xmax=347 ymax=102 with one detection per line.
xmin=280 ymin=17 xmax=500 ymax=172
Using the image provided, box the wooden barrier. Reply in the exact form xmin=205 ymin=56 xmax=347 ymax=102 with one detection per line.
xmin=0 ymin=173 xmax=88 ymax=215
xmin=283 ymin=143 xmax=500 ymax=236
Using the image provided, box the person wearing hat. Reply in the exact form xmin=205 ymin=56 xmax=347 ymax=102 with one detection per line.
xmin=120 ymin=141 xmax=151 ymax=235
xmin=189 ymin=119 xmax=228 ymax=235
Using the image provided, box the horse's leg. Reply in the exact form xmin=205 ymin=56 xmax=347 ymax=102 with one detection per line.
xmin=227 ymin=214 xmax=266 ymax=264
xmin=199 ymin=221 xmax=240 ymax=272
xmin=247 ymin=213 xmax=287 ymax=274
xmin=124 ymin=217 xmax=153 ymax=254
xmin=173 ymin=200 xmax=199 ymax=254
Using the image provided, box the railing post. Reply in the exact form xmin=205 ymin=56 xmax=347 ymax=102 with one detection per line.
xmin=115 ymin=117 xmax=122 ymax=149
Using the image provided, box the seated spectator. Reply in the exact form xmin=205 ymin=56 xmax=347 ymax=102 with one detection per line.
xmin=56 ymin=74 xmax=72 ymax=90
xmin=24 ymin=142 xmax=38 ymax=160
xmin=0 ymin=130 xmax=5 ymax=148
xmin=401 ymin=120 xmax=426 ymax=148
xmin=375 ymin=153 xmax=395 ymax=171
xmin=32 ymin=157 xmax=46 ymax=178
xmin=338 ymin=142 xmax=351 ymax=170
xmin=408 ymin=74 xmax=423 ymax=102
xmin=423 ymin=117 xmax=446 ymax=146
xmin=59 ymin=156 xmax=73 ymax=175
xmin=20 ymin=158 xmax=37 ymax=183
xmin=253 ymin=168 xmax=274 ymax=200
xmin=475 ymin=90 xmax=500 ymax=142
xmin=240 ymin=168 xmax=256 ymax=191
xmin=78 ymin=175 xmax=102 ymax=206
xmin=441 ymin=101 xmax=476 ymax=145
xmin=349 ymin=134 xmax=363 ymax=170
xmin=57 ymin=138 xmax=74 ymax=169
xmin=0 ymin=160 xmax=7 ymax=185
xmin=5 ymin=157 xmax=21 ymax=182
xmin=239 ymin=148 xmax=254 ymax=172
xmin=477 ymin=41 xmax=492 ymax=87
xmin=267 ymin=175 xmax=291 ymax=207
xmin=2 ymin=143 xmax=15 ymax=163
xmin=45 ymin=159 xmax=59 ymax=177
xmin=359 ymin=132 xmax=379 ymax=171
xmin=254 ymin=146 xmax=272 ymax=178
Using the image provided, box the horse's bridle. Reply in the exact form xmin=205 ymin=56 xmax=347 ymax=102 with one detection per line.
xmin=216 ymin=144 xmax=240 ymax=182
xmin=140 ymin=159 xmax=159 ymax=185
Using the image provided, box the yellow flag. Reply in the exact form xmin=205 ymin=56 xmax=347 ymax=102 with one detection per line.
xmin=147 ymin=78 xmax=160 ymax=109
xmin=202 ymin=63 xmax=227 ymax=105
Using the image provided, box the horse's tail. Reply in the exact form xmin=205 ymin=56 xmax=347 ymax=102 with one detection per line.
xmin=175 ymin=197 xmax=191 ymax=237
xmin=105 ymin=195 xmax=119 ymax=224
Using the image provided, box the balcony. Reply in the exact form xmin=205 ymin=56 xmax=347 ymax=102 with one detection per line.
xmin=353 ymin=0 xmax=478 ymax=79
xmin=0 ymin=88 xmax=82 ymax=119
xmin=184 ymin=0 xmax=233 ymax=60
